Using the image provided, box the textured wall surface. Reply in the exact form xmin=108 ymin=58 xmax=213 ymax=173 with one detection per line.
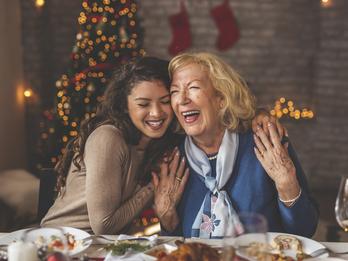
xmin=19 ymin=0 xmax=348 ymax=189
xmin=0 ymin=0 xmax=26 ymax=171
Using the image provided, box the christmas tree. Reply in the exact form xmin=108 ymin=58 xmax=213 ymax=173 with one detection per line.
xmin=36 ymin=0 xmax=144 ymax=169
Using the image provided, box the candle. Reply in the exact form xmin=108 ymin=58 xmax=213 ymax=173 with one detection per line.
xmin=8 ymin=241 xmax=39 ymax=261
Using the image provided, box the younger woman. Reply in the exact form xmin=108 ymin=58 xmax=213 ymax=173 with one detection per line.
xmin=41 ymin=57 xmax=182 ymax=234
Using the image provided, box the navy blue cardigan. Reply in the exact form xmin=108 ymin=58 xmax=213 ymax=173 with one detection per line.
xmin=165 ymin=130 xmax=318 ymax=238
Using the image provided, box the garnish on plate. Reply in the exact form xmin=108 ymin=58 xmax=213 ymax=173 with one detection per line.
xmin=103 ymin=240 xmax=151 ymax=256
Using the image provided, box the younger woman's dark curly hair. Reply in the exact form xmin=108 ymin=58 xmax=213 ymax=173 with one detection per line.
xmin=55 ymin=57 xmax=183 ymax=193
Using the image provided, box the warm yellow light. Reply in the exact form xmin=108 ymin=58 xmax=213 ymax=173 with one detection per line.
xmin=144 ymin=223 xmax=160 ymax=236
xmin=282 ymin=108 xmax=289 ymax=114
xmin=321 ymin=0 xmax=331 ymax=7
xmin=35 ymin=0 xmax=45 ymax=8
xmin=24 ymin=89 xmax=32 ymax=98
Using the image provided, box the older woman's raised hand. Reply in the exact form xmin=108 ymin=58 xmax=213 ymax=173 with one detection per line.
xmin=253 ymin=122 xmax=301 ymax=205
xmin=152 ymin=147 xmax=189 ymax=231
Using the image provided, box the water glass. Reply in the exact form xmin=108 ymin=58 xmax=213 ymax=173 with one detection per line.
xmin=335 ymin=176 xmax=348 ymax=232
xmin=222 ymin=212 xmax=268 ymax=261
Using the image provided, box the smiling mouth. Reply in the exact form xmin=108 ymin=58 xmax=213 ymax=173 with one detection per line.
xmin=145 ymin=119 xmax=165 ymax=130
xmin=182 ymin=110 xmax=200 ymax=123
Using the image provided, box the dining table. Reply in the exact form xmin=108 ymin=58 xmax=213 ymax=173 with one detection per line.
xmin=1 ymin=232 xmax=348 ymax=260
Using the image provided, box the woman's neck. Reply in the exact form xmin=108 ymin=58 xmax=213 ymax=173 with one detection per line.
xmin=192 ymin=128 xmax=225 ymax=155
xmin=137 ymin=135 xmax=151 ymax=150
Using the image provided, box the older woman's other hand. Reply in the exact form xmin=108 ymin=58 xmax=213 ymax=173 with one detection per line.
xmin=252 ymin=109 xmax=286 ymax=138
xmin=253 ymin=122 xmax=301 ymax=205
xmin=152 ymin=148 xmax=189 ymax=231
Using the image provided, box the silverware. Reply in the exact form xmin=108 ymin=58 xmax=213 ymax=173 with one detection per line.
xmin=81 ymin=235 xmax=115 ymax=245
xmin=309 ymin=247 xmax=348 ymax=257
xmin=81 ymin=235 xmax=152 ymax=245
xmin=308 ymin=248 xmax=329 ymax=258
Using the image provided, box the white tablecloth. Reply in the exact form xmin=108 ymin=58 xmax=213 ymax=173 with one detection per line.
xmin=1 ymin=233 xmax=348 ymax=260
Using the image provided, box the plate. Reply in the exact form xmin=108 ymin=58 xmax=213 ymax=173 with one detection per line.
xmin=236 ymin=232 xmax=329 ymax=259
xmin=142 ymin=244 xmax=177 ymax=261
xmin=0 ymin=226 xmax=92 ymax=256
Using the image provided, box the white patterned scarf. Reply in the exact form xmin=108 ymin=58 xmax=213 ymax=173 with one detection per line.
xmin=185 ymin=129 xmax=244 ymax=238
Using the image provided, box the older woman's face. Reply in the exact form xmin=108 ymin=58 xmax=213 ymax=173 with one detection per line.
xmin=170 ymin=63 xmax=223 ymax=140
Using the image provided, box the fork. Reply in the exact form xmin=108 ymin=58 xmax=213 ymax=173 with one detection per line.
xmin=309 ymin=247 xmax=348 ymax=258
xmin=81 ymin=235 xmax=115 ymax=243
xmin=82 ymin=235 xmax=152 ymax=244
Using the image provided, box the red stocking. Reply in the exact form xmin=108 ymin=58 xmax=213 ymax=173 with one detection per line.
xmin=211 ymin=0 xmax=240 ymax=51
xmin=168 ymin=1 xmax=192 ymax=56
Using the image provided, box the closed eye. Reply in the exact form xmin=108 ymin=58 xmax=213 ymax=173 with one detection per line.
xmin=170 ymin=90 xmax=178 ymax=95
xmin=137 ymin=103 xmax=149 ymax=107
xmin=161 ymin=99 xmax=171 ymax=104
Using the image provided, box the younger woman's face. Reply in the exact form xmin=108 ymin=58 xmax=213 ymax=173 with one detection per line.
xmin=127 ymin=80 xmax=173 ymax=146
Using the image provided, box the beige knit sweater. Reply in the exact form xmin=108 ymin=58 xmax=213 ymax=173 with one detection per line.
xmin=41 ymin=125 xmax=154 ymax=234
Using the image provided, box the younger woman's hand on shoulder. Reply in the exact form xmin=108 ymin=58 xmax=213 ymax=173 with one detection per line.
xmin=252 ymin=109 xmax=286 ymax=138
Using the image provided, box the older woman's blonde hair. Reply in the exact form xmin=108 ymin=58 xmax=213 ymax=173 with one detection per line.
xmin=168 ymin=52 xmax=256 ymax=132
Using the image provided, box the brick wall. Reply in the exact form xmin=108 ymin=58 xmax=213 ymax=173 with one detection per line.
xmin=140 ymin=0 xmax=348 ymax=189
xmin=20 ymin=0 xmax=348 ymax=189
xmin=312 ymin=0 xmax=348 ymax=188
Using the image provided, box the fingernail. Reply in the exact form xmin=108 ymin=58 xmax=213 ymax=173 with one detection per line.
xmin=257 ymin=125 xmax=261 ymax=130
xmin=182 ymin=157 xmax=185 ymax=162
xmin=268 ymin=122 xmax=272 ymax=127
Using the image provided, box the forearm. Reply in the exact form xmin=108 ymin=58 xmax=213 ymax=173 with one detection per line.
xmin=275 ymin=170 xmax=301 ymax=207
xmin=88 ymin=183 xmax=154 ymax=234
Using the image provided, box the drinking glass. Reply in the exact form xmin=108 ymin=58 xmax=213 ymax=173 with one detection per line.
xmin=335 ymin=176 xmax=348 ymax=232
xmin=222 ymin=212 xmax=268 ymax=261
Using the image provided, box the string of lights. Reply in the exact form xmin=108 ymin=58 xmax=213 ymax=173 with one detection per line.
xmin=270 ymin=97 xmax=314 ymax=120
xmin=36 ymin=0 xmax=144 ymax=169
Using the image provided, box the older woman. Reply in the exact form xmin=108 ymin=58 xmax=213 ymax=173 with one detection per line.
xmin=153 ymin=52 xmax=318 ymax=238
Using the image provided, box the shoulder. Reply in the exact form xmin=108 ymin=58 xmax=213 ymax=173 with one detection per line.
xmin=86 ymin=124 xmax=128 ymax=150
xmin=235 ymin=129 xmax=261 ymax=167
xmin=238 ymin=129 xmax=254 ymax=145
xmin=89 ymin=124 xmax=123 ymax=139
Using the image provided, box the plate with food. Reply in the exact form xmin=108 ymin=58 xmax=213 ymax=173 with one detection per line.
xmin=142 ymin=240 xmax=220 ymax=261
xmin=236 ymin=232 xmax=329 ymax=260
xmin=0 ymin=226 xmax=92 ymax=256
xmin=142 ymin=243 xmax=177 ymax=261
